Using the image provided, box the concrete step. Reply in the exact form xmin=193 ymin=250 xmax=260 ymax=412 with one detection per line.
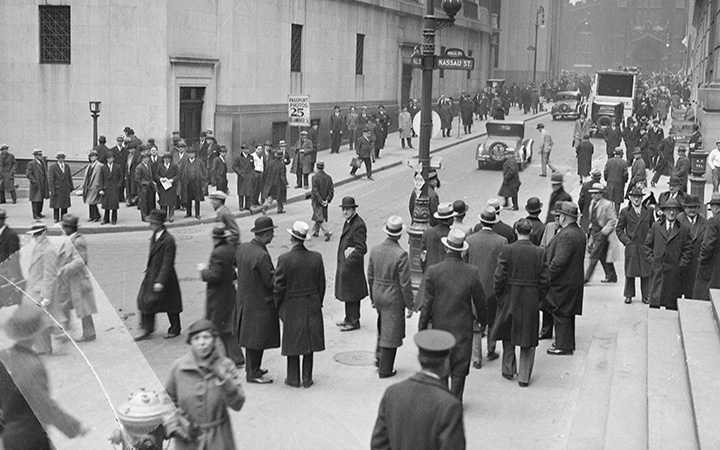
xmin=603 ymin=306 xmax=648 ymax=450
xmin=710 ymin=289 xmax=720 ymax=332
xmin=647 ymin=308 xmax=698 ymax=450
xmin=677 ymin=298 xmax=720 ymax=450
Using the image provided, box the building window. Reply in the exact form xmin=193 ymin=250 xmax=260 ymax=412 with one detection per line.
xmin=291 ymin=24 xmax=302 ymax=72
xmin=39 ymin=5 xmax=71 ymax=64
xmin=356 ymin=34 xmax=365 ymax=75
xmin=439 ymin=46 xmax=446 ymax=78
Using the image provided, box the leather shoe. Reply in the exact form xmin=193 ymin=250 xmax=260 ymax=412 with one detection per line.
xmin=547 ymin=348 xmax=573 ymax=356
xmin=502 ymin=372 xmax=514 ymax=380
xmin=379 ymin=370 xmax=397 ymax=379
xmin=247 ymin=375 xmax=273 ymax=384
xmin=235 ymin=361 xmax=246 ymax=369
xmin=164 ymin=333 xmax=180 ymax=339
xmin=601 ymin=278 xmax=617 ymax=283
xmin=624 ymin=297 xmax=632 ymax=304
xmin=340 ymin=324 xmax=360 ymax=332
xmin=302 ymin=380 xmax=314 ymax=388
xmin=473 ymin=361 xmax=482 ymax=370
xmin=77 ymin=335 xmax=96 ymax=343
xmin=284 ymin=378 xmax=301 ymax=388
xmin=133 ymin=333 xmax=152 ymax=342
xmin=335 ymin=321 xmax=347 ymax=327
xmin=519 ymin=381 xmax=529 ymax=388
xmin=538 ymin=333 xmax=552 ymax=340
xmin=486 ymin=351 xmax=499 ymax=361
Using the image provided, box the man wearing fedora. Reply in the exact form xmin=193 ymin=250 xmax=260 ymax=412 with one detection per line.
xmin=82 ymin=149 xmax=104 ymax=223
xmin=546 ymin=173 xmax=573 ymax=223
xmin=135 ymin=209 xmax=183 ymax=341
xmin=291 ymin=130 xmax=314 ymax=189
xmin=524 ymin=197 xmax=545 ymax=246
xmin=575 ymin=134 xmax=594 ymax=184
xmin=274 ymin=221 xmax=326 ymax=388
xmin=584 ymin=183 xmax=619 ymax=284
xmin=200 ymin=226 xmax=245 ymax=368
xmin=0 ymin=209 xmax=23 ymax=308
xmin=311 ymin=160 xmax=334 ymax=241
xmin=210 ymin=146 xmax=229 ymax=194
xmin=604 ymin=148 xmax=628 ymax=214
xmin=208 ymin=191 xmax=240 ymax=248
xmin=0 ymin=144 xmax=17 ymax=204
xmin=421 ymin=203 xmax=455 ymax=272
xmin=672 ymin=146 xmax=690 ymax=193
xmin=476 ymin=198 xmax=516 ymax=244
xmin=578 ymin=168 xmax=601 ymax=233
xmin=603 ymin=121 xmax=622 ymax=159
xmin=616 ymin=187 xmax=654 ymax=304
xmin=135 ymin=150 xmax=155 ymax=222
xmin=124 ymin=143 xmax=141 ymax=207
xmin=651 ymin=129 xmax=676 ymax=187
xmin=647 ymin=119 xmax=664 ymax=169
xmin=545 ymin=202 xmax=586 ymax=355
xmin=467 ymin=207 xmax=507 ymax=367
xmin=498 ymin=152 xmax=521 ymax=211
xmin=179 ymin=147 xmax=206 ymax=220
xmin=657 ymin=176 xmax=688 ymax=213
xmin=236 ymin=216 xmax=279 ymax=383
xmin=367 ymin=216 xmax=414 ymax=378
xmin=335 ymin=196 xmax=368 ymax=332
xmin=644 ymin=198 xmax=693 ymax=310
xmin=627 ymin=148 xmax=647 ymax=198
xmin=450 ymin=200 xmax=472 ymax=236
xmin=154 ymin=152 xmax=178 ymax=223
xmin=677 ymin=194 xmax=706 ymax=298
xmin=371 ymin=330 xmax=466 ymax=449
xmin=26 ymin=149 xmax=49 ymax=220
xmin=537 ymin=123 xmax=556 ymax=177
xmin=693 ymin=193 xmax=720 ymax=300
xmin=233 ymin=145 xmax=255 ymax=211
xmin=48 ymin=153 xmax=74 ymax=223
xmin=262 ymin=148 xmax=288 ymax=214
xmin=100 ymin=151 xmax=123 ymax=225
xmin=351 ymin=126 xmax=374 ymax=180
xmin=330 ymin=105 xmax=343 ymax=154
xmin=419 ymin=229 xmax=487 ymax=401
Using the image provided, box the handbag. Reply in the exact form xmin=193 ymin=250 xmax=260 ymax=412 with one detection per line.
xmin=350 ymin=157 xmax=362 ymax=169
xmin=164 ymin=408 xmax=199 ymax=442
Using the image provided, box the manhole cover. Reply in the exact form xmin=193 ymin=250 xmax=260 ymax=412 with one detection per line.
xmin=334 ymin=351 xmax=376 ymax=367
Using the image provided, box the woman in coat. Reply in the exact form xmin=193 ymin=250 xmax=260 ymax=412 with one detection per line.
xmin=156 ymin=152 xmax=179 ymax=221
xmin=498 ymin=155 xmax=521 ymax=210
xmin=165 ymin=319 xmax=245 ymax=450
xmin=82 ymin=150 xmax=103 ymax=222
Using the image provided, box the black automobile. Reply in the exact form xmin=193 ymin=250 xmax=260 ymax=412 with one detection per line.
xmin=590 ymin=101 xmax=623 ymax=137
xmin=476 ymin=121 xmax=534 ymax=170
xmin=551 ymin=91 xmax=583 ymax=120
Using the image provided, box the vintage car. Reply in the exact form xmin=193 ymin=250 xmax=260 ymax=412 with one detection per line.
xmin=589 ymin=101 xmax=624 ymax=137
xmin=551 ymin=91 xmax=584 ymax=120
xmin=476 ymin=121 xmax=533 ymax=170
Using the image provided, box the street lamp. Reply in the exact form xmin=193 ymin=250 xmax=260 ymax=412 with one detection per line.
xmin=408 ymin=0 xmax=462 ymax=290
xmin=89 ymin=101 xmax=101 ymax=148
xmin=532 ymin=6 xmax=545 ymax=86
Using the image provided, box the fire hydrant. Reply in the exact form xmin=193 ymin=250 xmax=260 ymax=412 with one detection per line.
xmin=109 ymin=388 xmax=174 ymax=450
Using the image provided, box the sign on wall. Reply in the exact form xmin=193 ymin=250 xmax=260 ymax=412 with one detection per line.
xmin=288 ymin=95 xmax=310 ymax=127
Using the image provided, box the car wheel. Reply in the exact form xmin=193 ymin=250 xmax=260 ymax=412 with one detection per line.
xmin=488 ymin=142 xmax=508 ymax=163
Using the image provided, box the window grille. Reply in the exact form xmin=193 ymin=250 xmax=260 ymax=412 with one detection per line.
xmin=39 ymin=6 xmax=71 ymax=64
xmin=291 ymin=24 xmax=302 ymax=72
xmin=356 ymin=34 xmax=365 ymax=75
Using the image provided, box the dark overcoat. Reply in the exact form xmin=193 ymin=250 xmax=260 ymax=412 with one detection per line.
xmin=125 ymin=151 xmax=141 ymax=199
xmin=0 ymin=151 xmax=16 ymax=191
xmin=137 ymin=229 xmax=183 ymax=315
xmin=100 ymin=162 xmax=123 ymax=210
xmin=262 ymin=158 xmax=287 ymax=203
xmin=290 ymin=138 xmax=314 ymax=175
xmin=578 ymin=180 xmax=595 ymax=233
xmin=656 ymin=136 xmax=675 ymax=176
xmin=335 ymin=213 xmax=369 ymax=302
xmin=48 ymin=163 xmax=73 ymax=209
xmin=25 ymin=157 xmax=49 ymax=202
xmin=527 ymin=216 xmax=545 ymax=246
xmin=409 ymin=187 xmax=439 ymax=227
xmin=371 ymin=372 xmax=466 ymax=450
xmin=367 ymin=239 xmax=414 ymax=348
xmin=546 ymin=188 xmax=572 ymax=223
xmin=466 ymin=229 xmax=507 ymax=332
xmin=604 ymin=157 xmax=628 ymax=204
xmin=673 ymin=156 xmax=690 ymax=189
xmin=421 ymin=222 xmax=451 ymax=271
xmin=498 ymin=157 xmax=521 ymax=198
xmin=693 ymin=215 xmax=720 ymax=300
xmin=180 ymin=157 xmax=206 ymax=202
xmin=211 ymin=156 xmax=228 ymax=193
xmin=235 ymin=238 xmax=280 ymax=349
xmin=492 ymin=220 xmax=517 ymax=244
xmin=233 ymin=153 xmax=255 ymax=197
xmin=677 ymin=213 xmax=706 ymax=297
xmin=311 ymin=171 xmax=334 ymax=222
xmin=492 ymin=240 xmax=549 ymax=348
xmin=629 ymin=157 xmax=647 ymax=188
xmin=575 ymin=141 xmax=594 ymax=177
xmin=356 ymin=135 xmax=374 ymax=159
xmin=616 ymin=205 xmax=653 ymax=277
xmin=545 ymin=222 xmax=586 ymax=316
xmin=603 ymin=126 xmax=622 ymax=154
xmin=419 ymin=252 xmax=487 ymax=377
xmin=201 ymin=240 xmax=237 ymax=334
xmin=644 ymin=220 xmax=693 ymax=310
xmin=155 ymin=162 xmax=179 ymax=207
xmin=274 ymin=243 xmax=326 ymax=355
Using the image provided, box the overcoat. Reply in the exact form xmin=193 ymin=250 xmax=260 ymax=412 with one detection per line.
xmin=274 ymin=243 xmax=326 ymax=355
xmin=491 ymin=220 xmax=517 ymax=244
xmin=623 ymin=125 xmax=641 ymax=161
xmin=27 ymin=237 xmax=58 ymax=307
xmin=544 ymin=222 xmax=586 ymax=316
xmin=262 ymin=157 xmax=287 ymax=203
xmin=155 ymin=162 xmax=179 ymax=207
xmin=311 ymin=171 xmax=334 ymax=222
xmin=546 ymin=188 xmax=572 ymax=223
xmin=527 ymin=216 xmax=545 ymax=246
xmin=235 ymin=238 xmax=280 ymax=350
xmin=419 ymin=252 xmax=487 ymax=377
xmin=439 ymin=103 xmax=453 ymax=129
xmin=629 ymin=157 xmax=647 ymax=188
xmin=290 ymin=138 xmax=314 ymax=175
xmin=693 ymin=214 xmax=720 ymax=300
xmin=125 ymin=151 xmax=141 ymax=199
xmin=677 ymin=213 xmax=706 ymax=297
xmin=616 ymin=205 xmax=653 ymax=277
xmin=575 ymin=140 xmax=594 ymax=177
xmin=100 ymin=162 xmax=123 ymax=210
xmin=370 ymin=372 xmax=466 ymax=450
xmin=0 ymin=151 xmax=16 ymax=191
xmin=644 ymin=220 xmax=693 ymax=310
xmin=492 ymin=240 xmax=549 ymax=348
xmin=655 ymin=136 xmax=675 ymax=176
xmin=180 ymin=157 xmax=207 ymax=202
xmin=420 ymin=222 xmax=451 ymax=271
xmin=335 ymin=213 xmax=369 ymax=302
xmin=603 ymin=126 xmax=622 ymax=155
xmin=201 ymin=240 xmax=237 ymax=334
xmin=498 ymin=157 xmax=521 ymax=198
xmin=589 ymin=197 xmax=623 ymax=263
xmin=48 ymin=163 xmax=73 ymax=209
xmin=466 ymin=229 xmax=507 ymax=332
xmin=367 ymin=238 xmax=414 ymax=348
xmin=573 ymin=119 xmax=592 ymax=147
xmin=356 ymin=135 xmax=374 ymax=159
xmin=398 ymin=111 xmax=412 ymax=139
xmin=211 ymin=156 xmax=228 ymax=193
xmin=56 ymin=233 xmax=97 ymax=318
xmin=82 ymin=161 xmax=103 ymax=205
xmin=647 ymin=127 xmax=664 ymax=151
xmin=25 ymin=157 xmax=49 ymax=202
xmin=232 ymin=152 xmax=255 ymax=197
xmin=214 ymin=205 xmax=240 ymax=249
xmin=137 ymin=229 xmax=183 ymax=315
xmin=604 ymin=157 xmax=628 ymax=204
xmin=409 ymin=187 xmax=439 ymax=227
xmin=672 ymin=156 xmax=690 ymax=189
xmin=165 ymin=349 xmax=245 ymax=450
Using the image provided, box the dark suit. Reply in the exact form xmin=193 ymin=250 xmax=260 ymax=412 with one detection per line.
xmin=211 ymin=156 xmax=228 ymax=193
xmin=616 ymin=205 xmax=653 ymax=300
xmin=546 ymin=188 xmax=572 ymax=223
xmin=0 ymin=151 xmax=17 ymax=203
xmin=335 ymin=213 xmax=369 ymax=326
xmin=651 ymin=136 xmax=675 ymax=185
xmin=125 ymin=151 xmax=141 ymax=204
xmin=135 ymin=161 xmax=155 ymax=220
xmin=657 ymin=191 xmax=688 ymax=209
xmin=25 ymin=157 xmax=49 ymax=218
xmin=311 ymin=170 xmax=334 ymax=236
xmin=644 ymin=220 xmax=693 ymax=310
xmin=677 ymin=213 xmax=706 ymax=298
xmin=693 ymin=214 xmax=720 ymax=300
xmin=527 ymin=215 xmax=545 ymax=246
xmin=351 ymin=135 xmax=373 ymax=178
xmin=100 ymin=162 xmax=123 ymax=223
xmin=48 ymin=163 xmax=73 ymax=221
xmin=673 ymin=155 xmax=690 ymax=193
xmin=330 ymin=112 xmax=343 ymax=153
xmin=93 ymin=143 xmax=111 ymax=164
xmin=371 ymin=372 xmax=466 ymax=450
xmin=603 ymin=126 xmax=622 ymax=157
xmin=604 ymin=157 xmax=628 ymax=207
xmin=419 ymin=252 xmax=487 ymax=400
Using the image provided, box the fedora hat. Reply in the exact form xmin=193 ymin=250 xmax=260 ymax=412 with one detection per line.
xmin=558 ymin=201 xmax=579 ymax=218
xmin=487 ymin=198 xmax=502 ymax=212
xmin=148 ymin=209 xmax=167 ymax=224
xmin=211 ymin=226 xmax=232 ymax=240
xmin=525 ymin=197 xmax=543 ymax=214
xmin=208 ymin=191 xmax=227 ymax=202
xmin=682 ymin=195 xmax=701 ymax=207
xmin=632 ymin=148 xmax=642 ymax=157
xmin=628 ymin=186 xmax=644 ymax=197
xmin=61 ymin=213 xmax=79 ymax=229
xmin=590 ymin=167 xmax=602 ymax=179
xmin=339 ymin=196 xmax=359 ymax=209
xmin=660 ymin=198 xmax=682 ymax=210
xmin=251 ymin=216 xmax=277 ymax=234
xmin=316 ymin=161 xmax=325 ymax=169
xmin=32 ymin=149 xmax=43 ymax=155
xmin=452 ymin=200 xmax=469 ymax=215
xmin=441 ymin=228 xmax=469 ymax=252
xmin=479 ymin=207 xmax=498 ymax=224
xmin=434 ymin=202 xmax=456 ymax=220
xmin=588 ymin=183 xmax=606 ymax=193
xmin=668 ymin=176 xmax=682 ymax=186
xmin=56 ymin=151 xmax=66 ymax=159
xmin=614 ymin=147 xmax=624 ymax=155
xmin=708 ymin=192 xmax=720 ymax=206
xmin=536 ymin=123 xmax=545 ymax=129
xmin=287 ymin=221 xmax=310 ymax=241
xmin=26 ymin=221 xmax=47 ymax=235
xmin=550 ymin=173 xmax=564 ymax=184
xmin=4 ymin=300 xmax=52 ymax=342
xmin=383 ymin=216 xmax=406 ymax=237
xmin=88 ymin=149 xmax=98 ymax=157
xmin=161 ymin=152 xmax=173 ymax=160
xmin=551 ymin=201 xmax=565 ymax=216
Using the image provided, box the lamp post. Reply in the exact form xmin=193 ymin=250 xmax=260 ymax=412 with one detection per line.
xmin=89 ymin=101 xmax=101 ymax=148
xmin=532 ymin=6 xmax=545 ymax=86
xmin=407 ymin=0 xmax=462 ymax=290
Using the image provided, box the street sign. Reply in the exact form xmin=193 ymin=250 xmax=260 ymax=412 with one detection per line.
xmin=288 ymin=95 xmax=310 ymax=127
xmin=436 ymin=47 xmax=475 ymax=71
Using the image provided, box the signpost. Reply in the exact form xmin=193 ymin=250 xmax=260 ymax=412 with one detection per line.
xmin=436 ymin=48 xmax=474 ymax=71
xmin=288 ymin=95 xmax=310 ymax=127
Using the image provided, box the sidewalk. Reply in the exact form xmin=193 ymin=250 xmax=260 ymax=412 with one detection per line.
xmin=2 ymin=108 xmax=550 ymax=234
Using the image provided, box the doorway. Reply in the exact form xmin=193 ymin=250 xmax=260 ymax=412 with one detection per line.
xmin=180 ymin=87 xmax=205 ymax=146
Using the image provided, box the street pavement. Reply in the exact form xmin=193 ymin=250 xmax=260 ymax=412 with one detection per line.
xmin=0 ymin=106 xmax=702 ymax=449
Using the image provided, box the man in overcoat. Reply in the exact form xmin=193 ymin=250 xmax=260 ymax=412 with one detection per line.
xmin=647 ymin=120 xmax=664 ymax=167
xmin=622 ymin=117 xmax=641 ymax=163
xmin=82 ymin=150 xmax=103 ymax=222
xmin=346 ymin=106 xmax=360 ymax=151
xmin=274 ymin=221 xmax=326 ymax=388
xmin=603 ymin=121 xmax=622 ymax=159
xmin=492 ymin=219 xmax=548 ymax=387
xmin=262 ymin=149 xmax=288 ymax=214
xmin=135 ymin=151 xmax=155 ymax=222
xmin=578 ymin=168 xmax=601 ymax=233
xmin=498 ymin=152 xmax=520 ymax=210
xmin=692 ymin=193 xmax=720 ymax=300
xmin=335 ymin=196 xmax=369 ymax=331
xmin=371 ymin=330 xmax=466 ymax=450
xmin=0 ymin=209 xmax=23 ymax=308
xmin=124 ymin=143 xmax=141 ymax=207
xmin=651 ymin=129 xmax=676 ymax=187
xmin=575 ymin=134 xmax=594 ymax=182
xmin=290 ymin=130 xmax=314 ymax=189
xmin=179 ymin=148 xmax=206 ymax=220
xmin=0 ymin=144 xmax=17 ymax=204
xmin=233 ymin=145 xmax=255 ymax=211
xmin=235 ymin=216 xmax=279 ymax=383
xmin=545 ymin=202 xmax=586 ymax=355
xmin=537 ymin=123 xmax=556 ymax=177
xmin=200 ymin=226 xmax=244 ymax=367
xmin=415 ymin=203 xmax=455 ymax=310
xmin=466 ymin=207 xmax=507 ymax=367
xmin=584 ymin=183 xmax=619 ymax=283
xmin=546 ymin=173 xmax=573 ymax=223
xmin=672 ymin=146 xmax=690 ymax=193
xmin=26 ymin=150 xmax=50 ymax=219
xmin=644 ymin=199 xmax=693 ymax=310
xmin=525 ymin=197 xmax=545 ymax=246
xmin=26 ymin=222 xmax=61 ymax=354
xmin=657 ymin=176 xmax=688 ymax=220
xmin=367 ymin=216 xmax=414 ymax=378
xmin=479 ymin=198 xmax=516 ymax=243
xmin=210 ymin=146 xmax=229 ymax=194
xmin=135 ymin=209 xmax=182 ymax=341
xmin=627 ymin=149 xmax=647 ymax=197
xmin=604 ymin=148 xmax=628 ymax=213
xmin=208 ymin=191 xmax=240 ymax=249
xmin=100 ymin=152 xmax=122 ymax=225
xmin=677 ymin=195 xmax=706 ymax=298
xmin=154 ymin=152 xmax=178 ymax=223
xmin=48 ymin=152 xmax=73 ymax=223
xmin=616 ymin=187 xmax=654 ymax=304
xmin=419 ymin=229 xmax=487 ymax=401
xmin=351 ymin=127 xmax=374 ymax=180
xmin=330 ymin=105 xmax=343 ymax=153
xmin=311 ymin=161 xmax=334 ymax=241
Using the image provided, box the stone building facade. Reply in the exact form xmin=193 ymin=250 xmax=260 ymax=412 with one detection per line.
xmin=0 ymin=0 xmax=494 ymax=159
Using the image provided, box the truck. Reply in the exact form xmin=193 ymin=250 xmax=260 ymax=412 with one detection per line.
xmin=588 ymin=70 xmax=637 ymax=136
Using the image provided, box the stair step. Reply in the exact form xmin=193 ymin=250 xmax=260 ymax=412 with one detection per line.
xmin=647 ymin=308 xmax=698 ymax=450
xmin=603 ymin=306 xmax=647 ymax=450
xmin=678 ymin=298 xmax=720 ymax=450
xmin=710 ymin=289 xmax=720 ymax=331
